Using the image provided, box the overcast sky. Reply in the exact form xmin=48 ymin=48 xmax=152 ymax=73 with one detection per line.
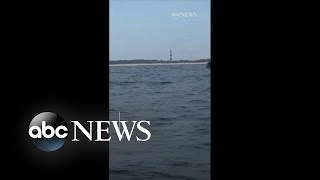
xmin=110 ymin=0 xmax=210 ymax=60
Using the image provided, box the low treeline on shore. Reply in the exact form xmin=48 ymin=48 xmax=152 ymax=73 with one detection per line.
xmin=109 ymin=59 xmax=211 ymax=64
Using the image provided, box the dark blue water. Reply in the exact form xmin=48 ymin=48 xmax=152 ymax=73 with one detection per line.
xmin=109 ymin=63 xmax=210 ymax=180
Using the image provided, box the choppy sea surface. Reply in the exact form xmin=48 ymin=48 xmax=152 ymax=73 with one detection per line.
xmin=109 ymin=63 xmax=210 ymax=180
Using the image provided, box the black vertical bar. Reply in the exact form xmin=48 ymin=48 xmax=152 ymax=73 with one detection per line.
xmin=3 ymin=0 xmax=109 ymax=179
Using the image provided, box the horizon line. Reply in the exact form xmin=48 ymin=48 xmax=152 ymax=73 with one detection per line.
xmin=109 ymin=58 xmax=211 ymax=61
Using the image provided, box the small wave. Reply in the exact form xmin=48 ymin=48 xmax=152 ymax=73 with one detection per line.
xmin=187 ymin=99 xmax=207 ymax=103
xmin=166 ymin=161 xmax=191 ymax=167
xmin=109 ymin=169 xmax=132 ymax=175
xmin=178 ymin=144 xmax=208 ymax=150
xmin=149 ymin=171 xmax=195 ymax=180
xmin=154 ymin=122 xmax=173 ymax=126
xmin=192 ymin=128 xmax=209 ymax=134
xmin=148 ymin=81 xmax=173 ymax=85
xmin=156 ymin=117 xmax=172 ymax=121
xmin=120 ymin=81 xmax=137 ymax=84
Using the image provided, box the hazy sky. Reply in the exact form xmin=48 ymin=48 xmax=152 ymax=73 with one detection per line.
xmin=110 ymin=0 xmax=210 ymax=60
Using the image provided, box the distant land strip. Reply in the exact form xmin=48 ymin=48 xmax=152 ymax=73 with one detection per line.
xmin=110 ymin=62 xmax=207 ymax=67
xmin=109 ymin=59 xmax=211 ymax=65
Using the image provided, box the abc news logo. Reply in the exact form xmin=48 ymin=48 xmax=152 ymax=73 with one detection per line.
xmin=29 ymin=112 xmax=151 ymax=152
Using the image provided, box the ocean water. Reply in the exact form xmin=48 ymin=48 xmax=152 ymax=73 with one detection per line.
xmin=109 ymin=63 xmax=211 ymax=180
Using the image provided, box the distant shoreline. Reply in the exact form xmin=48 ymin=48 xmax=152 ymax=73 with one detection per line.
xmin=110 ymin=62 xmax=207 ymax=66
xmin=109 ymin=59 xmax=210 ymax=65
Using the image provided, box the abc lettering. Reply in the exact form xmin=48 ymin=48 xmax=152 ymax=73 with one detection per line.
xmin=28 ymin=121 xmax=68 ymax=139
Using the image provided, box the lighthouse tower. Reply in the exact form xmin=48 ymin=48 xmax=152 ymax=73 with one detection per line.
xmin=170 ymin=49 xmax=172 ymax=61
